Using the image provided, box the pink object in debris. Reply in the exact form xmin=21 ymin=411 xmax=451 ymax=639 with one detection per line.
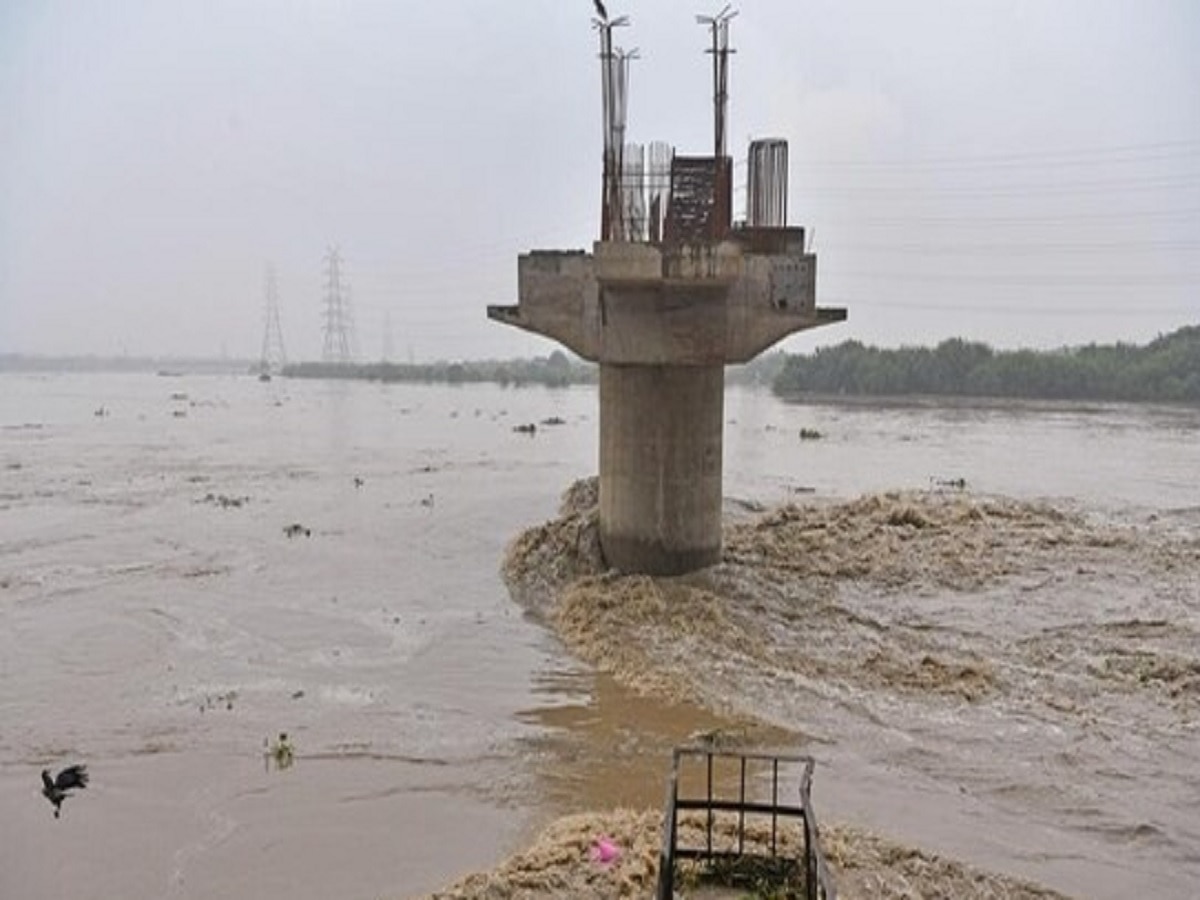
xmin=590 ymin=836 xmax=621 ymax=865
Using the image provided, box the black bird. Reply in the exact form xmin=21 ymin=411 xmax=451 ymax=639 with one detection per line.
xmin=41 ymin=765 xmax=88 ymax=818
xmin=593 ymin=0 xmax=608 ymax=21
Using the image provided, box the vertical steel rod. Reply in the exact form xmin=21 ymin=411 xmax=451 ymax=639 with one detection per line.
xmin=738 ymin=756 xmax=746 ymax=855
xmin=706 ymin=751 xmax=714 ymax=856
xmin=771 ymin=757 xmax=778 ymax=855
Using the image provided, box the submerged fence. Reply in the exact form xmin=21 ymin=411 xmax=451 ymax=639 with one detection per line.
xmin=657 ymin=747 xmax=837 ymax=899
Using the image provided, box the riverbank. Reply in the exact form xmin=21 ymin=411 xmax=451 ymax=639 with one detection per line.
xmin=423 ymin=479 xmax=1200 ymax=898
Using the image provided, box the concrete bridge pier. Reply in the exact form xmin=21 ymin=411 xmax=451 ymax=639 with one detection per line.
xmin=600 ymin=363 xmax=724 ymax=575
xmin=488 ymin=232 xmax=845 ymax=576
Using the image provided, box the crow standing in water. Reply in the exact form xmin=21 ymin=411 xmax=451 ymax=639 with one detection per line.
xmin=41 ymin=765 xmax=88 ymax=818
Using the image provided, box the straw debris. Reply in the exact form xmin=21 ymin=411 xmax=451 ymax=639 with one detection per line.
xmin=424 ymin=809 xmax=1068 ymax=900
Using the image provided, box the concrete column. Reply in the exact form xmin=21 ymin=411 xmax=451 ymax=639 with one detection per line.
xmin=599 ymin=363 xmax=724 ymax=575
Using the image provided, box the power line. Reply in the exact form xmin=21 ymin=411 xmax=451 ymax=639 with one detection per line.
xmin=821 ymin=295 xmax=1196 ymax=316
xmin=812 ymin=206 xmax=1200 ymax=227
xmin=795 ymin=139 xmax=1200 ymax=171
xmin=794 ymin=173 xmax=1200 ymax=198
xmin=339 ymin=217 xmax=598 ymax=283
xmin=826 ymin=239 xmax=1200 ymax=257
xmin=824 ymin=270 xmax=1200 ymax=288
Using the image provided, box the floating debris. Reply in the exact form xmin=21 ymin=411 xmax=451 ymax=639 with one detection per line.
xmin=425 ymin=805 xmax=1074 ymax=900
xmin=799 ymin=427 xmax=823 ymax=440
xmin=590 ymin=835 xmax=621 ymax=866
xmin=265 ymin=733 xmax=294 ymax=770
xmin=283 ymin=523 xmax=311 ymax=538
xmin=931 ymin=476 xmax=968 ymax=491
xmin=513 ymin=423 xmax=537 ymax=435
xmin=199 ymin=493 xmax=249 ymax=509
xmin=197 ymin=689 xmax=238 ymax=713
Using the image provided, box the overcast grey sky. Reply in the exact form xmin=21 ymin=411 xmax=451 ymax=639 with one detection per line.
xmin=2 ymin=0 xmax=1197 ymax=361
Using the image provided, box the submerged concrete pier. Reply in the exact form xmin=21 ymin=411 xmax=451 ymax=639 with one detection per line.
xmin=489 ymin=231 xmax=845 ymax=575
xmin=488 ymin=12 xmax=846 ymax=575
xmin=599 ymin=362 xmax=723 ymax=574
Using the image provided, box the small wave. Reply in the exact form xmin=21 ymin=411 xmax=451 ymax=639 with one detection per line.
xmin=1095 ymin=618 xmax=1172 ymax=636
xmin=314 ymin=745 xmax=453 ymax=766
xmin=1076 ymin=816 xmax=1171 ymax=848
xmin=317 ymin=684 xmax=378 ymax=707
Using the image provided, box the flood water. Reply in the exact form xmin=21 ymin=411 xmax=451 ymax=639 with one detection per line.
xmin=1 ymin=373 xmax=1196 ymax=899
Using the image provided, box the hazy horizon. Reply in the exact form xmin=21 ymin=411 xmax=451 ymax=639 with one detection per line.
xmin=3 ymin=0 xmax=1197 ymax=362
xmin=1 ymin=319 xmax=1197 ymax=367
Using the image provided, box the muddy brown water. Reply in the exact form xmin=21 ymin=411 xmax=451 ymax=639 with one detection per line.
xmin=1 ymin=373 xmax=1197 ymax=898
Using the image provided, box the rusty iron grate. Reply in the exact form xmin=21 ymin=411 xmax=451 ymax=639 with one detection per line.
xmin=657 ymin=747 xmax=837 ymax=900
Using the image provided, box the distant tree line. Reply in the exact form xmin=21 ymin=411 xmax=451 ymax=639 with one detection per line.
xmin=286 ymin=350 xmax=791 ymax=390
xmin=772 ymin=325 xmax=1200 ymax=403
xmin=281 ymin=324 xmax=1200 ymax=403
xmin=284 ymin=350 xmax=597 ymax=388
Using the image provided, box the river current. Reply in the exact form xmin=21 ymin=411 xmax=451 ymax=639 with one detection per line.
xmin=1 ymin=373 xmax=1196 ymax=899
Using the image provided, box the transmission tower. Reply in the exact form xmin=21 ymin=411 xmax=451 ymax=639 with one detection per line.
xmin=260 ymin=263 xmax=288 ymax=374
xmin=321 ymin=246 xmax=355 ymax=364
xmin=382 ymin=310 xmax=395 ymax=362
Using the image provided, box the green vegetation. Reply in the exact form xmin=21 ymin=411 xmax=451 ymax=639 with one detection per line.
xmin=773 ymin=325 xmax=1200 ymax=403
xmin=286 ymin=348 xmax=791 ymax=389
xmin=265 ymin=732 xmax=294 ymax=770
xmin=680 ymin=855 xmax=808 ymax=899
xmin=284 ymin=350 xmax=596 ymax=388
xmin=281 ymin=325 xmax=1199 ymax=404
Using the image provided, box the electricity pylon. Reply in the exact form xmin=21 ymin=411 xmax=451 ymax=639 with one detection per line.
xmin=321 ymin=246 xmax=355 ymax=364
xmin=382 ymin=310 xmax=395 ymax=362
xmin=260 ymin=264 xmax=288 ymax=374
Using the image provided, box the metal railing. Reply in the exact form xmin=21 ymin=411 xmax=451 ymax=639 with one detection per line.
xmin=657 ymin=746 xmax=837 ymax=899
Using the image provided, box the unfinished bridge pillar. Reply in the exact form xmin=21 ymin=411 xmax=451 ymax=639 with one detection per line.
xmin=488 ymin=223 xmax=845 ymax=576
xmin=484 ymin=16 xmax=848 ymax=575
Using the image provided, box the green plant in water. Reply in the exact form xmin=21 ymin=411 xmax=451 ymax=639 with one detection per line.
xmin=266 ymin=732 xmax=294 ymax=770
xmin=688 ymin=855 xmax=805 ymax=899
